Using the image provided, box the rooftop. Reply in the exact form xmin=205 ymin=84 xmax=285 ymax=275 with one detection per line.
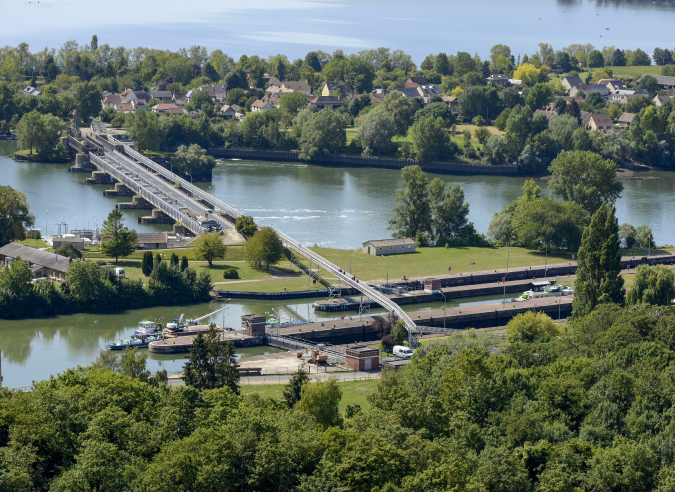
xmin=0 ymin=243 xmax=71 ymax=272
xmin=363 ymin=238 xmax=416 ymax=247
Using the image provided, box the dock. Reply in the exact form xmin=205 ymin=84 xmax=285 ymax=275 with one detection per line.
xmin=148 ymin=331 xmax=262 ymax=354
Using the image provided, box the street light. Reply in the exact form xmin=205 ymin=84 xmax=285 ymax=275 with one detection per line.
xmin=382 ymin=255 xmax=389 ymax=286
xmin=186 ymin=172 xmax=193 ymax=184
xmin=440 ymin=291 xmax=447 ymax=329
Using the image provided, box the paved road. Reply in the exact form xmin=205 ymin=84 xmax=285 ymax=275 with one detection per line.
xmin=167 ymin=370 xmax=381 ymax=387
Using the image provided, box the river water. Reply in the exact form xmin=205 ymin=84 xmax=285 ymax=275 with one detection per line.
xmin=3 ymin=142 xmax=675 ymax=248
xmin=1 ymin=0 xmax=673 ymax=63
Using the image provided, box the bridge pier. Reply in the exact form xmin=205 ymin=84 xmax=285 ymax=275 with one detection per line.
xmin=104 ymin=183 xmax=135 ymax=197
xmin=117 ymin=195 xmax=153 ymax=209
xmin=70 ymin=152 xmax=94 ymax=173
xmin=85 ymin=170 xmax=114 ymax=184
xmin=138 ymin=209 xmax=175 ymax=224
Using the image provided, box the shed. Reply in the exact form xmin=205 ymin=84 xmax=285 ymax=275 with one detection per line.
xmin=423 ymin=279 xmax=442 ymax=293
xmin=241 ymin=314 xmax=266 ymax=336
xmin=345 ymin=345 xmax=379 ymax=371
xmin=136 ymin=232 xmax=168 ymax=250
xmin=381 ymin=358 xmax=411 ymax=372
xmin=52 ymin=236 xmax=85 ymax=250
xmin=362 ymin=238 xmax=416 ymax=256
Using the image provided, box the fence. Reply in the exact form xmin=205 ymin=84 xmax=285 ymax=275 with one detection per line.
xmin=168 ymin=147 xmax=520 ymax=176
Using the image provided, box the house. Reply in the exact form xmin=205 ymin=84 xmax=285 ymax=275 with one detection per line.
xmin=393 ymin=87 xmax=423 ymax=100
xmin=405 ymin=76 xmax=428 ymax=86
xmin=265 ymin=85 xmax=295 ymax=97
xmin=487 ymin=74 xmax=510 ymax=86
xmin=565 ymin=96 xmax=584 ymax=104
xmin=281 ymin=81 xmax=311 ymax=95
xmin=533 ymin=109 xmax=556 ymax=119
xmin=561 ymin=76 xmax=584 ymax=91
xmin=586 ymin=114 xmax=615 ymax=132
xmin=131 ymin=99 xmax=146 ymax=111
xmin=114 ymin=102 xmax=135 ymax=113
xmin=569 ymin=84 xmax=609 ymax=97
xmin=219 ymin=104 xmax=237 ymax=118
xmin=51 ymin=236 xmax=85 ymax=250
xmin=442 ymin=95 xmax=459 ymax=111
xmin=23 ymin=86 xmax=41 ymax=96
xmin=172 ymin=92 xmax=189 ymax=106
xmin=250 ymin=99 xmax=274 ymax=112
xmin=322 ymin=81 xmax=353 ymax=97
xmin=263 ymin=76 xmax=281 ymax=87
xmin=653 ymin=95 xmax=673 ymax=107
xmin=508 ymin=79 xmax=523 ymax=87
xmin=102 ymin=95 xmax=122 ymax=109
xmin=0 ymin=243 xmax=71 ymax=282
xmin=637 ymin=75 xmax=675 ymax=89
xmin=362 ymin=238 xmax=416 ymax=256
xmin=193 ymin=84 xmax=227 ymax=102
xmin=307 ymin=95 xmax=342 ymax=110
xmin=617 ymin=112 xmax=635 ymax=128
xmin=121 ymin=88 xmax=133 ymax=98
xmin=603 ymin=80 xmax=627 ymax=92
xmin=151 ymin=103 xmax=184 ymax=115
xmin=345 ymin=345 xmax=379 ymax=371
xmin=607 ymin=90 xmax=649 ymax=104
xmin=186 ymin=109 xmax=202 ymax=119
xmin=123 ymin=91 xmax=152 ymax=104
xmin=417 ymin=84 xmax=443 ymax=97
xmin=370 ymin=92 xmax=386 ymax=104
xmin=135 ymin=232 xmax=168 ymax=250
xmin=149 ymin=90 xmax=172 ymax=103
xmin=580 ymin=111 xmax=592 ymax=125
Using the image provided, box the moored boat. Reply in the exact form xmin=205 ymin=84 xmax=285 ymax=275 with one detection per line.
xmin=107 ymin=334 xmax=162 ymax=350
xmin=135 ymin=320 xmax=162 ymax=335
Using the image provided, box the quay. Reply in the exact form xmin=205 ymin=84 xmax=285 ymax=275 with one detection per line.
xmin=148 ymin=331 xmax=262 ymax=354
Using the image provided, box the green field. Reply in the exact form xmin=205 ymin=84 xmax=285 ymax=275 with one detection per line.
xmin=241 ymin=378 xmax=378 ymax=412
xmin=215 ymin=277 xmax=328 ymax=292
xmin=15 ymin=238 xmax=48 ymax=248
xmin=84 ymin=244 xmax=246 ymax=261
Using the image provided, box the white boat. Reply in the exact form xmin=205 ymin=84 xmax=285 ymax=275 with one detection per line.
xmin=134 ymin=320 xmax=161 ymax=335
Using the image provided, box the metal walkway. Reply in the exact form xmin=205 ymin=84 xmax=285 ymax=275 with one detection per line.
xmin=84 ymin=135 xmax=419 ymax=340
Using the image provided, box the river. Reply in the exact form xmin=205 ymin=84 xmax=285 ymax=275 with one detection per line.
xmin=3 ymin=141 xmax=675 ymax=248
xmin=1 ymin=0 xmax=673 ymax=63
xmin=0 ymin=294 xmax=509 ymax=389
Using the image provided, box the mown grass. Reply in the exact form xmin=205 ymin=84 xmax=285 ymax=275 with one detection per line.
xmin=15 ymin=238 xmax=48 ymax=248
xmin=83 ymin=244 xmax=246 ymax=261
xmin=241 ymin=379 xmax=379 ymax=412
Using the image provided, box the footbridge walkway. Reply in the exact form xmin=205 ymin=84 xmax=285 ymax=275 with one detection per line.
xmin=74 ymin=135 xmax=419 ymax=340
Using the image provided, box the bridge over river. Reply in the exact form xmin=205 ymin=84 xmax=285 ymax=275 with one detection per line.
xmin=68 ymin=134 xmax=429 ymax=343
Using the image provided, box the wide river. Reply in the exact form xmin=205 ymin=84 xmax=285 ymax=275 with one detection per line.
xmin=2 ymin=141 xmax=675 ymax=387
xmin=2 ymin=0 xmax=674 ymax=63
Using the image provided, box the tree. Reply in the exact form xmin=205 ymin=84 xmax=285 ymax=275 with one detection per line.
xmin=73 ymin=81 xmax=101 ymax=119
xmin=295 ymin=378 xmax=342 ymax=429
xmin=43 ymin=55 xmax=59 ymax=83
xmin=304 ymin=51 xmax=322 ymax=72
xmin=170 ymin=252 xmax=179 ymax=266
xmin=0 ymin=185 xmax=35 ymax=247
xmin=279 ymin=91 xmax=307 ymax=114
xmin=348 ymin=93 xmax=371 ymax=117
xmin=415 ymin=102 xmax=455 ymax=127
xmin=244 ymin=226 xmax=284 ymax=271
xmin=358 ymin=109 xmax=394 ymax=155
xmin=382 ymin=91 xmax=412 ymax=137
xmin=653 ymin=48 xmax=673 ymax=66
xmin=141 ymin=251 xmax=153 ymax=276
xmin=513 ymin=63 xmax=541 ymax=86
xmin=618 ymin=223 xmax=637 ymax=249
xmin=635 ymin=225 xmax=654 ymax=249
xmin=54 ymin=242 xmax=82 ymax=259
xmin=433 ymin=53 xmax=451 ymax=75
xmin=484 ymin=134 xmax=507 ymax=164
xmin=611 ymin=49 xmax=626 ymax=67
xmin=637 ymin=75 xmax=659 ymax=95
xmin=183 ymin=327 xmax=240 ymax=393
xmin=235 ymin=215 xmax=257 ymax=238
xmin=588 ymin=50 xmax=605 ymax=68
xmin=298 ymin=109 xmax=346 ymax=160
xmin=572 ymin=203 xmax=624 ymax=317
xmin=171 ymin=144 xmax=216 ymax=174
xmin=628 ymin=48 xmax=651 ymax=66
xmin=388 ymin=165 xmax=431 ymax=239
xmin=15 ymin=110 xmax=43 ymax=154
xmin=525 ymin=83 xmax=552 ymax=110
xmin=428 ymin=179 xmax=473 ymax=246
xmin=180 ymin=256 xmax=188 ymax=271
xmin=99 ymin=208 xmax=138 ymax=263
xmin=194 ymin=231 xmax=226 ymax=266
xmin=506 ymin=311 xmax=559 ymax=343
xmin=410 ymin=116 xmax=457 ymax=163
xmin=474 ymin=127 xmax=491 ymax=145
xmin=283 ymin=363 xmax=310 ymax=408
xmin=124 ymin=109 xmax=160 ymax=152
xmin=626 ymin=265 xmax=674 ymax=307
xmin=203 ymin=62 xmax=218 ymax=81
xmin=565 ymin=99 xmax=582 ymax=125
xmin=511 ymin=198 xmax=589 ymax=251
xmin=494 ymin=108 xmax=511 ymax=131
xmin=548 ymin=151 xmax=623 ymax=214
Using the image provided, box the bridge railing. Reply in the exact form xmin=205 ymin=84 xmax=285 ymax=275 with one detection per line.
xmin=89 ymin=153 xmax=205 ymax=234
xmin=103 ymin=137 xmax=418 ymax=335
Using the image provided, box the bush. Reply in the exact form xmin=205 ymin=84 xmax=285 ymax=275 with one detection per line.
xmin=472 ymin=115 xmax=485 ymax=126
xmin=223 ymin=268 xmax=239 ymax=279
xmin=54 ymin=242 xmax=82 ymax=259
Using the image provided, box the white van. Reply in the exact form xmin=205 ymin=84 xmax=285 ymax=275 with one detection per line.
xmin=114 ymin=268 xmax=125 ymax=278
xmin=393 ymin=345 xmax=414 ymax=358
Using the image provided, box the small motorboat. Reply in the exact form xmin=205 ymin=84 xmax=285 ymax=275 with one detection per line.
xmin=164 ymin=314 xmax=186 ymax=334
xmin=135 ymin=320 xmax=161 ymax=335
xmin=107 ymin=334 xmax=162 ymax=350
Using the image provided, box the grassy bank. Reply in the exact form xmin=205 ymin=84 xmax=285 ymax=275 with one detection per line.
xmin=83 ymin=244 xmax=246 ymax=261
xmin=241 ymin=378 xmax=378 ymax=412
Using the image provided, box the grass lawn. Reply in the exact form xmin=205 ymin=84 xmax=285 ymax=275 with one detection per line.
xmin=95 ymin=260 xmax=298 ymax=285
xmin=303 ymin=246 xmax=576 ymax=282
xmin=453 ymin=124 xmax=504 ymax=137
xmin=216 ymin=277 xmax=329 ymax=293
xmin=241 ymin=379 xmax=378 ymax=412
xmin=15 ymin=238 xmax=48 ymax=248
xmin=346 ymin=128 xmax=359 ymax=143
xmin=84 ymin=244 xmax=246 ymax=261
xmin=622 ymin=273 xmax=635 ymax=291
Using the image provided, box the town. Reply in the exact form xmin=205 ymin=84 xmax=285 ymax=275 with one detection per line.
xmin=2 ymin=35 xmax=675 ymax=491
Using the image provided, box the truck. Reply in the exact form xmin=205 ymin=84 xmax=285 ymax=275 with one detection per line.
xmin=393 ymin=346 xmax=414 ymax=358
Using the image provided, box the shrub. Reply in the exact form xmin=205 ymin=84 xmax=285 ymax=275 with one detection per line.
xmin=472 ymin=115 xmax=485 ymax=126
xmin=223 ymin=268 xmax=239 ymax=279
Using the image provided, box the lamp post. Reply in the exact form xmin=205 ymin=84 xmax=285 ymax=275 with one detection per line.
xmin=383 ymin=255 xmax=389 ymax=287
xmin=440 ymin=291 xmax=447 ymax=329
xmin=186 ymin=172 xmax=193 ymax=184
